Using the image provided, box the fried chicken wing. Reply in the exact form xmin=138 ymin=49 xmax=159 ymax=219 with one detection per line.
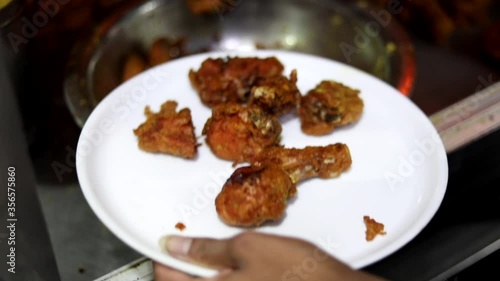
xmin=189 ymin=57 xmax=284 ymax=107
xmin=251 ymin=143 xmax=352 ymax=183
xmin=248 ymin=70 xmax=301 ymax=116
xmin=133 ymin=101 xmax=198 ymax=159
xmin=203 ymin=103 xmax=282 ymax=162
xmin=215 ymin=164 xmax=297 ymax=227
xmin=298 ymin=81 xmax=364 ymax=136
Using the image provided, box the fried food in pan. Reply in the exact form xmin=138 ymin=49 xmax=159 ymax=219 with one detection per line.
xmin=122 ymin=52 xmax=148 ymax=82
xmin=185 ymin=0 xmax=239 ymax=15
xmin=148 ymin=38 xmax=187 ymax=67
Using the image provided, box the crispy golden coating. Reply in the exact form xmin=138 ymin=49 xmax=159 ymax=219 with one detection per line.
xmin=203 ymin=103 xmax=282 ymax=162
xmin=189 ymin=57 xmax=284 ymax=107
xmin=251 ymin=144 xmax=352 ymax=184
xmin=298 ymin=81 xmax=364 ymax=136
xmin=215 ymin=164 xmax=297 ymax=227
xmin=363 ymin=216 xmax=387 ymax=242
xmin=248 ymin=70 xmax=301 ymax=116
xmin=133 ymin=101 xmax=197 ymax=159
xmin=216 ymin=144 xmax=351 ymax=227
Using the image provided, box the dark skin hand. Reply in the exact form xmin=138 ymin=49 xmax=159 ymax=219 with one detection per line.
xmin=154 ymin=232 xmax=388 ymax=281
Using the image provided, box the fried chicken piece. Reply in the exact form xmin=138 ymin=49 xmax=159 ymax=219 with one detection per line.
xmin=215 ymin=164 xmax=297 ymax=227
xmin=133 ymin=101 xmax=197 ymax=159
xmin=189 ymin=57 xmax=285 ymax=107
xmin=148 ymin=38 xmax=187 ymax=67
xmin=203 ymin=103 xmax=282 ymax=162
xmin=216 ymin=144 xmax=351 ymax=226
xmin=248 ymin=70 xmax=301 ymax=116
xmin=364 ymin=216 xmax=387 ymax=242
xmin=298 ymin=81 xmax=364 ymax=136
xmin=251 ymin=144 xmax=352 ymax=184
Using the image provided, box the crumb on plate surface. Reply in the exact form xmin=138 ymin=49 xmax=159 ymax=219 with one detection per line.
xmin=364 ymin=216 xmax=387 ymax=241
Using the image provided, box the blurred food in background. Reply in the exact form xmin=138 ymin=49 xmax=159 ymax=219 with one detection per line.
xmin=186 ymin=0 xmax=239 ymax=15
xmin=483 ymin=21 xmax=500 ymax=61
xmin=148 ymin=37 xmax=187 ymax=66
xmin=122 ymin=52 xmax=147 ymax=82
xmin=366 ymin=0 xmax=492 ymax=43
xmin=7 ymin=0 xmax=500 ymax=104
xmin=0 ymin=0 xmax=11 ymax=8
xmin=364 ymin=0 xmax=499 ymax=60
xmin=122 ymin=37 xmax=187 ymax=82
xmin=62 ymin=0 xmax=417 ymax=128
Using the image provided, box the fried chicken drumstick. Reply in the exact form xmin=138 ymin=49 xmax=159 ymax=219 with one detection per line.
xmin=215 ymin=164 xmax=297 ymax=227
xmin=203 ymin=103 xmax=282 ymax=163
xmin=189 ymin=57 xmax=284 ymax=107
xmin=299 ymin=81 xmax=364 ymax=136
xmin=251 ymin=143 xmax=352 ymax=183
xmin=133 ymin=101 xmax=197 ymax=159
xmin=216 ymin=143 xmax=352 ymax=226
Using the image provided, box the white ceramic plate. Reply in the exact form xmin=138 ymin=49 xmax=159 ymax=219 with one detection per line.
xmin=76 ymin=50 xmax=448 ymax=277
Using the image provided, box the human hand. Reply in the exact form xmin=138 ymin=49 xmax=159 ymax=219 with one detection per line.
xmin=154 ymin=232 xmax=387 ymax=281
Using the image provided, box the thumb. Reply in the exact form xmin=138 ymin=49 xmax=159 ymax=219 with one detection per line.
xmin=160 ymin=235 xmax=238 ymax=270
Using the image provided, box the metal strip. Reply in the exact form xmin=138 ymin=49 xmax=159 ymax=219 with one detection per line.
xmin=428 ymin=238 xmax=500 ymax=281
xmin=93 ymin=257 xmax=153 ymax=281
xmin=430 ymin=81 xmax=500 ymax=153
